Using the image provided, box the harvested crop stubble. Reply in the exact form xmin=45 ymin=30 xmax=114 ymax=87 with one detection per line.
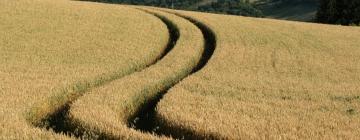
xmin=156 ymin=10 xmax=360 ymax=139
xmin=68 ymin=7 xmax=204 ymax=139
xmin=0 ymin=0 xmax=169 ymax=139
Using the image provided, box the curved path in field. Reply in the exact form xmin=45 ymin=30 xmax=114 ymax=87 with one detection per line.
xmin=66 ymin=7 xmax=215 ymax=139
xmin=131 ymin=8 xmax=217 ymax=139
xmin=28 ymin=6 xmax=216 ymax=140
xmin=139 ymin=9 xmax=218 ymax=139
xmin=26 ymin=6 xmax=178 ymax=137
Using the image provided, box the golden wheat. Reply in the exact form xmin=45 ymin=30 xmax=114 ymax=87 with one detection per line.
xmin=0 ymin=0 xmax=169 ymax=139
xmin=68 ymin=7 xmax=204 ymax=139
xmin=156 ymin=10 xmax=360 ymax=139
xmin=2 ymin=0 xmax=360 ymax=139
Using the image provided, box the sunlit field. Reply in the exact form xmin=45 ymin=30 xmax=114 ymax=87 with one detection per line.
xmin=1 ymin=0 xmax=359 ymax=139
xmin=0 ymin=0 xmax=168 ymax=139
xmin=157 ymin=9 xmax=360 ymax=139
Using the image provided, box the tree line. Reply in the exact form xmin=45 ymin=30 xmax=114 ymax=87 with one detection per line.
xmin=85 ymin=0 xmax=199 ymax=9
xmin=86 ymin=0 xmax=263 ymax=17
xmin=316 ymin=0 xmax=360 ymax=25
xmin=86 ymin=0 xmax=359 ymax=25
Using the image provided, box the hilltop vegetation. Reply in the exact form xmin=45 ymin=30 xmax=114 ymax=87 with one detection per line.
xmin=84 ymin=0 xmax=360 ymax=25
xmin=253 ymin=0 xmax=318 ymax=21
xmin=197 ymin=0 xmax=264 ymax=17
xmin=84 ymin=0 xmax=198 ymax=9
xmin=1 ymin=0 xmax=360 ymax=139
xmin=85 ymin=0 xmax=264 ymax=17
xmin=86 ymin=0 xmax=320 ymax=21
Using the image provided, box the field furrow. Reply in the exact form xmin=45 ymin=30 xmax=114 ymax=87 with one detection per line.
xmin=64 ymin=7 xmax=207 ymax=139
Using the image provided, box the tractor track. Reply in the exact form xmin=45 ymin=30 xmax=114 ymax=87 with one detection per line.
xmin=27 ymin=8 xmax=179 ymax=138
xmin=130 ymin=9 xmax=216 ymax=140
xmin=29 ymin=5 xmax=216 ymax=140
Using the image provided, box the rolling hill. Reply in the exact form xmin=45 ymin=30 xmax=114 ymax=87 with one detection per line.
xmin=0 ymin=0 xmax=359 ymax=139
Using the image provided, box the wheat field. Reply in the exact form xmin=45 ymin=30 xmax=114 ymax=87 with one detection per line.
xmin=157 ymin=9 xmax=360 ymax=139
xmin=67 ymin=8 xmax=204 ymax=139
xmin=1 ymin=0 xmax=360 ymax=139
xmin=0 ymin=0 xmax=169 ymax=139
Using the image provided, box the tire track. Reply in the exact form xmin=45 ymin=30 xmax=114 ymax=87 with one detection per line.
xmin=130 ymin=9 xmax=217 ymax=139
xmin=26 ymin=9 xmax=180 ymax=138
xmin=29 ymin=4 xmax=217 ymax=139
xmin=49 ymin=12 xmax=180 ymax=137
xmin=64 ymin=7 xmax=207 ymax=139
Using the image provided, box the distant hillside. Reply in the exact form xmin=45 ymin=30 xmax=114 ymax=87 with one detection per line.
xmin=253 ymin=0 xmax=318 ymax=22
xmin=87 ymin=0 xmax=264 ymax=17
xmin=186 ymin=0 xmax=217 ymax=10
xmin=191 ymin=0 xmax=318 ymax=21
xmin=86 ymin=0 xmax=318 ymax=21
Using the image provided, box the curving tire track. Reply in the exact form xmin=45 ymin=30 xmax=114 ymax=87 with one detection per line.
xmin=65 ymin=7 xmax=206 ymax=139
xmin=131 ymin=8 xmax=217 ymax=139
xmin=153 ymin=10 xmax=218 ymax=140
xmin=26 ymin=7 xmax=179 ymax=138
xmin=65 ymin=7 xmax=210 ymax=139
xmin=28 ymin=4 xmax=217 ymax=139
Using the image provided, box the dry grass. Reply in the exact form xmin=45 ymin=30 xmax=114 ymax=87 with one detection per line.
xmin=68 ymin=7 xmax=204 ymax=139
xmin=2 ymin=0 xmax=360 ymax=139
xmin=0 ymin=0 xmax=169 ymax=139
xmin=156 ymin=10 xmax=360 ymax=139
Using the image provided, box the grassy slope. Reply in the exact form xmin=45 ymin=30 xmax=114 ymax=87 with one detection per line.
xmin=2 ymin=0 xmax=360 ymax=139
xmin=0 ymin=0 xmax=169 ymax=139
xmin=157 ymin=10 xmax=360 ymax=139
